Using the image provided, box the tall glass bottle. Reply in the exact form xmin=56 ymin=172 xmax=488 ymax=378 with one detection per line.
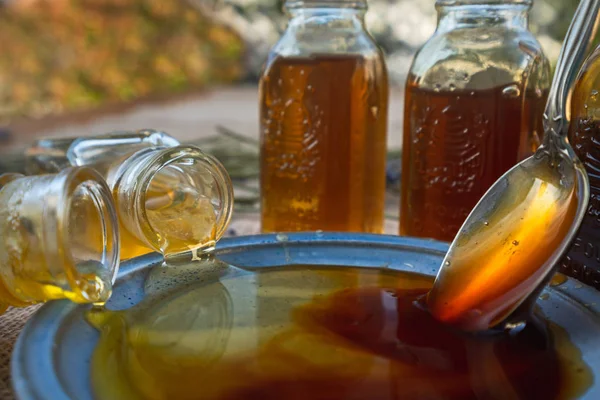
xmin=259 ymin=0 xmax=388 ymax=233
xmin=561 ymin=44 xmax=600 ymax=289
xmin=401 ymin=0 xmax=550 ymax=242
xmin=26 ymin=130 xmax=233 ymax=260
xmin=0 ymin=167 xmax=119 ymax=313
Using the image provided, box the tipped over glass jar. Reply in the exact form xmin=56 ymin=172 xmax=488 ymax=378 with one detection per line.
xmin=26 ymin=130 xmax=234 ymax=260
xmin=0 ymin=167 xmax=119 ymax=313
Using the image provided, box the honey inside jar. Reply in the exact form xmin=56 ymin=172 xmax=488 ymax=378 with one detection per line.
xmin=0 ymin=168 xmax=119 ymax=312
xmin=118 ymin=162 xmax=219 ymax=259
xmin=88 ymin=264 xmax=591 ymax=400
xmin=260 ymin=54 xmax=388 ymax=233
xmin=401 ymin=82 xmax=548 ymax=242
xmin=561 ymin=44 xmax=600 ymax=287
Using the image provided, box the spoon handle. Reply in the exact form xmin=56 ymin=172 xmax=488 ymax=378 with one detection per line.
xmin=544 ymin=0 xmax=600 ymax=137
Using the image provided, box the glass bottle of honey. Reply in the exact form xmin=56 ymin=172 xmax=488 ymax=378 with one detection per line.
xmin=259 ymin=0 xmax=389 ymax=233
xmin=561 ymin=44 xmax=600 ymax=288
xmin=25 ymin=130 xmax=234 ymax=260
xmin=0 ymin=167 xmax=119 ymax=313
xmin=400 ymin=0 xmax=551 ymax=242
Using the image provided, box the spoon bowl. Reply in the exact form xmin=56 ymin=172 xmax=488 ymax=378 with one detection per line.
xmin=427 ymin=144 xmax=588 ymax=332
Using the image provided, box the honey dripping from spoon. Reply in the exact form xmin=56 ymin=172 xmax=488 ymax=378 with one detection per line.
xmin=426 ymin=156 xmax=581 ymax=331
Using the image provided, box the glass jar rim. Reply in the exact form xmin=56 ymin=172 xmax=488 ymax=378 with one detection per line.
xmin=284 ymin=0 xmax=368 ymax=10
xmin=56 ymin=167 xmax=120 ymax=302
xmin=0 ymin=173 xmax=25 ymax=190
xmin=134 ymin=145 xmax=234 ymax=254
xmin=436 ymin=0 xmax=532 ymax=6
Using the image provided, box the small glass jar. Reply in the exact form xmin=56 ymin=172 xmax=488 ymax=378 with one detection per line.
xmin=0 ymin=167 xmax=119 ymax=313
xmin=26 ymin=130 xmax=234 ymax=260
xmin=259 ymin=0 xmax=389 ymax=233
xmin=561 ymin=44 xmax=600 ymax=288
xmin=400 ymin=0 xmax=550 ymax=242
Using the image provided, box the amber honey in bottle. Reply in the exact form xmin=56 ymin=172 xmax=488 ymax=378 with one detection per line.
xmin=562 ymin=45 xmax=600 ymax=288
xmin=400 ymin=0 xmax=550 ymax=242
xmin=259 ymin=0 xmax=388 ymax=233
xmin=402 ymin=83 xmax=548 ymax=241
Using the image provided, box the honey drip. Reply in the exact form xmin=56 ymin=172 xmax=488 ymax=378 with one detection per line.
xmin=88 ymin=264 xmax=591 ymax=400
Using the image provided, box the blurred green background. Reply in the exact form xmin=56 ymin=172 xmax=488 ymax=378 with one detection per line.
xmin=0 ymin=0 xmax=244 ymax=123
xmin=0 ymin=0 xmax=582 ymax=124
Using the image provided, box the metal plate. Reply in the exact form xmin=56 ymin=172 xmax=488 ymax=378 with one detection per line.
xmin=11 ymin=233 xmax=600 ymax=399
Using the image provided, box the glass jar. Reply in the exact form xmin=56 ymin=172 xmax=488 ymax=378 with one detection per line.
xmin=259 ymin=0 xmax=389 ymax=233
xmin=0 ymin=167 xmax=119 ymax=313
xmin=561 ymin=44 xmax=600 ymax=289
xmin=26 ymin=130 xmax=234 ymax=260
xmin=400 ymin=0 xmax=550 ymax=242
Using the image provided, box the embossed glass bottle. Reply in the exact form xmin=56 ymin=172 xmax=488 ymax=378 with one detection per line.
xmin=259 ymin=0 xmax=389 ymax=233
xmin=400 ymin=0 xmax=550 ymax=242
xmin=0 ymin=167 xmax=119 ymax=313
xmin=26 ymin=130 xmax=234 ymax=260
xmin=561 ymin=44 xmax=600 ymax=289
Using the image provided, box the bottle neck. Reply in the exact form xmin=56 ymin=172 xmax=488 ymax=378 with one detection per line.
xmin=436 ymin=3 xmax=530 ymax=32
xmin=111 ymin=146 xmax=233 ymax=258
xmin=285 ymin=0 xmax=367 ymax=11
xmin=286 ymin=2 xmax=367 ymax=24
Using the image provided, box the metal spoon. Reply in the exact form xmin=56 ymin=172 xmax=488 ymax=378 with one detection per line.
xmin=426 ymin=0 xmax=599 ymax=333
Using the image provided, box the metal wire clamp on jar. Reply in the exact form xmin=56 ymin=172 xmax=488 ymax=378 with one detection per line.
xmin=25 ymin=130 xmax=234 ymax=260
xmin=0 ymin=167 xmax=119 ymax=314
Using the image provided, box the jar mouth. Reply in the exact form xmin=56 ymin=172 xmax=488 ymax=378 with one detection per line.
xmin=57 ymin=167 xmax=120 ymax=303
xmin=0 ymin=173 xmax=24 ymax=190
xmin=436 ymin=0 xmax=532 ymax=6
xmin=136 ymin=146 xmax=234 ymax=257
xmin=285 ymin=0 xmax=367 ymax=10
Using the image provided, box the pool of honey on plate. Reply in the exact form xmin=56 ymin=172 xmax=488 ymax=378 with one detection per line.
xmin=87 ymin=264 xmax=592 ymax=400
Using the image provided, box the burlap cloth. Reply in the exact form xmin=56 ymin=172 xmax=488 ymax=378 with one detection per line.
xmin=0 ymin=305 xmax=42 ymax=399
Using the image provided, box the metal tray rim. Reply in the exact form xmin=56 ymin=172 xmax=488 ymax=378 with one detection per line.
xmin=11 ymin=232 xmax=599 ymax=400
xmin=11 ymin=233 xmax=447 ymax=400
